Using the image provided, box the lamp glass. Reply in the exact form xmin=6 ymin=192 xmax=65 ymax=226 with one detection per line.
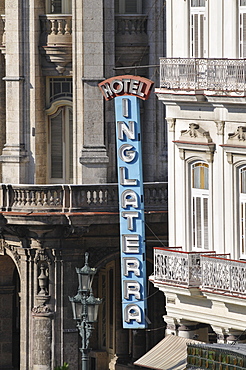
xmin=71 ymin=300 xmax=83 ymax=320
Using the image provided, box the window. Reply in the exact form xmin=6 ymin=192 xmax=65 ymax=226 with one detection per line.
xmin=46 ymin=77 xmax=73 ymax=183
xmin=115 ymin=0 xmax=142 ymax=14
xmin=192 ymin=162 xmax=209 ymax=250
xmin=46 ymin=0 xmax=71 ymax=14
xmin=190 ymin=0 xmax=205 ymax=57
xmin=48 ymin=105 xmax=73 ymax=183
xmin=48 ymin=77 xmax=72 ymax=104
xmin=239 ymin=0 xmax=246 ymax=57
xmin=240 ymin=167 xmax=246 ymax=257
xmin=191 ymin=0 xmax=205 ymax=6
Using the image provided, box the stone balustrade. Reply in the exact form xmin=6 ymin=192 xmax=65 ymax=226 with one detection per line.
xmin=0 ymin=182 xmax=167 ymax=213
xmin=39 ymin=14 xmax=72 ymax=46
xmin=115 ymin=15 xmax=147 ymax=36
xmin=201 ymin=254 xmax=246 ymax=298
xmin=160 ymin=58 xmax=246 ymax=92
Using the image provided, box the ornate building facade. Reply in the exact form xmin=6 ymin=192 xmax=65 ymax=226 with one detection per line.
xmin=0 ymin=0 xmax=167 ymax=369
xmin=153 ymin=0 xmax=246 ymax=349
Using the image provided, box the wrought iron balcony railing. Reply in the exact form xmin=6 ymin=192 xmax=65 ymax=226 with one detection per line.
xmin=159 ymin=58 xmax=246 ymax=92
xmin=153 ymin=247 xmax=213 ymax=287
xmin=201 ymin=254 xmax=246 ymax=298
xmin=153 ymin=247 xmax=246 ymax=298
xmin=0 ymin=182 xmax=167 ymax=214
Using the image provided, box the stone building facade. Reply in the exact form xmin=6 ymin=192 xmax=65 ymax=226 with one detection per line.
xmin=0 ymin=0 xmax=167 ymax=369
xmin=152 ymin=0 xmax=246 ymax=349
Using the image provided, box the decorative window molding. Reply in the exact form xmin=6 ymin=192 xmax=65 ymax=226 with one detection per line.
xmin=221 ymin=126 xmax=246 ymax=164
xmin=174 ymin=123 xmax=215 ymax=163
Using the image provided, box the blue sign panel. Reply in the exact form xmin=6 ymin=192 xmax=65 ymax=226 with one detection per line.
xmin=115 ymin=96 xmax=148 ymax=329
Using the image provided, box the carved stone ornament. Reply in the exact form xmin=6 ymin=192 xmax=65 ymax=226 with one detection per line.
xmin=34 ymin=248 xmax=52 ymax=265
xmin=174 ymin=123 xmax=215 ymax=162
xmin=222 ymin=126 xmax=246 ymax=164
xmin=180 ymin=123 xmax=212 ymax=143
xmin=228 ymin=126 xmax=246 ymax=143
xmin=32 ymin=303 xmax=53 ymax=317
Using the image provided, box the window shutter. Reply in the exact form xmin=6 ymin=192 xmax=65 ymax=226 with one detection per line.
xmin=69 ymin=109 xmax=73 ymax=180
xmin=203 ymin=197 xmax=208 ymax=249
xmin=50 ymin=110 xmax=63 ymax=179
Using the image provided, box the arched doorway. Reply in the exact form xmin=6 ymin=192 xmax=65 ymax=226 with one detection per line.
xmin=0 ymin=254 xmax=20 ymax=369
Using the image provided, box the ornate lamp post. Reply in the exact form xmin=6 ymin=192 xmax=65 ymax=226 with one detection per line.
xmin=69 ymin=252 xmax=102 ymax=370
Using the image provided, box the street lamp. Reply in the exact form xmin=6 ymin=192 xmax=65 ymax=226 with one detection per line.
xmin=69 ymin=252 xmax=102 ymax=370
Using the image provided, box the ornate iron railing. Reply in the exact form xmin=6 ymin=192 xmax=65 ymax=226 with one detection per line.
xmin=160 ymin=58 xmax=246 ymax=92
xmin=0 ymin=182 xmax=167 ymax=213
xmin=153 ymin=247 xmax=212 ymax=287
xmin=201 ymin=255 xmax=246 ymax=298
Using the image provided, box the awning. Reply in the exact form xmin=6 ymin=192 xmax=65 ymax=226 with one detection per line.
xmin=134 ymin=334 xmax=201 ymax=370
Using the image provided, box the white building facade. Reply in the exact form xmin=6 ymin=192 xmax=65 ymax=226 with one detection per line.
xmin=153 ymin=0 xmax=246 ymax=344
xmin=0 ymin=1 xmax=167 ymax=369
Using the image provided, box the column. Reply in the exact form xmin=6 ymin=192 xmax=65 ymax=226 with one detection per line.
xmin=178 ymin=320 xmax=199 ymax=340
xmin=77 ymin=0 xmax=109 ymax=184
xmin=0 ymin=0 xmax=29 ymax=183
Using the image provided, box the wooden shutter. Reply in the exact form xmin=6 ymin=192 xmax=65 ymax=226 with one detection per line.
xmin=191 ymin=12 xmax=204 ymax=58
xmin=239 ymin=12 xmax=246 ymax=58
xmin=50 ymin=110 xmax=63 ymax=179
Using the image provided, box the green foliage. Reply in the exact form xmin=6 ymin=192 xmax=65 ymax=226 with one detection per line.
xmin=54 ymin=363 xmax=69 ymax=370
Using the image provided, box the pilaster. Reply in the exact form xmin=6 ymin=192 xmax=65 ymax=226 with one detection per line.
xmin=1 ymin=0 xmax=29 ymax=183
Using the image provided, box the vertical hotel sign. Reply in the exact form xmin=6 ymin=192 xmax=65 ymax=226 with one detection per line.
xmin=98 ymin=75 xmax=154 ymax=329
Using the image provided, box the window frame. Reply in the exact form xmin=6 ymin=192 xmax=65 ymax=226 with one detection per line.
xmin=191 ymin=161 xmax=210 ymax=251
xmin=46 ymin=100 xmax=73 ymax=184
xmin=46 ymin=0 xmax=72 ymax=14
xmin=190 ymin=1 xmax=206 ymax=58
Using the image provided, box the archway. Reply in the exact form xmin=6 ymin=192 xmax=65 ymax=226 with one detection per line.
xmin=0 ymin=254 xmax=20 ymax=369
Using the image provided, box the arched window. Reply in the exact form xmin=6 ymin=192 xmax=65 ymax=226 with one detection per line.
xmin=47 ymin=103 xmax=73 ymax=183
xmin=46 ymin=0 xmax=71 ymax=14
xmin=190 ymin=0 xmax=205 ymax=57
xmin=240 ymin=166 xmax=246 ymax=257
xmin=192 ymin=162 xmax=209 ymax=250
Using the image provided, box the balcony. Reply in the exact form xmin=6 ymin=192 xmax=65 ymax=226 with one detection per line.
xmin=0 ymin=182 xmax=167 ymax=214
xmin=201 ymin=254 xmax=246 ymax=299
xmin=152 ymin=247 xmax=246 ymax=299
xmin=159 ymin=58 xmax=246 ymax=93
xmin=39 ymin=14 xmax=72 ymax=74
xmin=115 ymin=15 xmax=148 ymax=71
xmin=152 ymin=247 xmax=214 ymax=288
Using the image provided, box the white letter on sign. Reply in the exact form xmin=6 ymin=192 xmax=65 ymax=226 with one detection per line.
xmin=120 ymin=167 xmax=137 ymax=186
xmin=123 ymin=257 xmax=140 ymax=276
xmin=123 ymin=280 xmax=141 ymax=299
xmin=122 ymin=234 xmax=139 ymax=253
xmin=119 ymin=144 xmax=136 ymax=163
xmin=117 ymin=121 xmax=135 ymax=140
xmin=121 ymin=211 xmax=139 ymax=230
xmin=124 ymin=304 xmax=142 ymax=323
xmin=121 ymin=189 xmax=138 ymax=208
